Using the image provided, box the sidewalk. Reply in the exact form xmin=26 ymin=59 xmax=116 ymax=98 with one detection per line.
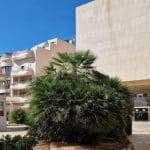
xmin=130 ymin=121 xmax=150 ymax=150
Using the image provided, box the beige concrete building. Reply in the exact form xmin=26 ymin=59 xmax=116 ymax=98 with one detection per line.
xmin=76 ymin=0 xmax=150 ymax=121
xmin=0 ymin=38 xmax=75 ymax=111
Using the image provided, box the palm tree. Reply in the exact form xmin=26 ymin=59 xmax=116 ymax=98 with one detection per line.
xmin=51 ymin=50 xmax=96 ymax=74
xmin=29 ymin=50 xmax=132 ymax=144
xmin=51 ymin=50 xmax=111 ymax=84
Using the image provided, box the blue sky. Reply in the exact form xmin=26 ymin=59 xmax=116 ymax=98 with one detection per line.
xmin=0 ymin=0 xmax=91 ymax=54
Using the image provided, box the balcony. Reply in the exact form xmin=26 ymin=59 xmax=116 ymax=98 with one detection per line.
xmin=0 ymin=72 xmax=11 ymax=80
xmin=1 ymin=54 xmax=12 ymax=67
xmin=6 ymin=96 xmax=29 ymax=104
xmin=0 ymin=76 xmax=10 ymax=80
xmin=1 ymin=61 xmax=12 ymax=67
xmin=11 ymin=82 xmax=31 ymax=90
xmin=12 ymin=50 xmax=34 ymax=61
xmin=1 ymin=54 xmax=12 ymax=62
xmin=11 ymin=67 xmax=33 ymax=77
xmin=0 ymin=87 xmax=10 ymax=94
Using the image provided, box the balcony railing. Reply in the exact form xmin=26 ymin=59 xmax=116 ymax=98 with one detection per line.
xmin=1 ymin=55 xmax=12 ymax=62
xmin=0 ymin=72 xmax=6 ymax=76
xmin=11 ymin=67 xmax=33 ymax=77
xmin=6 ymin=96 xmax=29 ymax=103
xmin=0 ymin=86 xmax=10 ymax=89
xmin=1 ymin=61 xmax=12 ymax=67
xmin=11 ymin=81 xmax=31 ymax=90
xmin=0 ymin=72 xmax=11 ymax=78
xmin=12 ymin=50 xmax=34 ymax=61
xmin=13 ymin=94 xmax=29 ymax=97
xmin=0 ymin=87 xmax=10 ymax=93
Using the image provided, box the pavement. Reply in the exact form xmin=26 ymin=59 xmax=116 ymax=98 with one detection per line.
xmin=129 ymin=121 xmax=150 ymax=150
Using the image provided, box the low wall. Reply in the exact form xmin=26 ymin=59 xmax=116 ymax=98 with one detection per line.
xmin=33 ymin=142 xmax=134 ymax=150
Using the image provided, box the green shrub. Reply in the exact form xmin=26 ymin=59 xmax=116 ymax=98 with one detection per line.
xmin=29 ymin=51 xmax=132 ymax=144
xmin=0 ymin=135 xmax=37 ymax=150
xmin=8 ymin=108 xmax=27 ymax=124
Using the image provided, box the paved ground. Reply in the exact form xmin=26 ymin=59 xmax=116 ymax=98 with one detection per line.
xmin=130 ymin=134 xmax=150 ymax=150
xmin=130 ymin=121 xmax=150 ymax=150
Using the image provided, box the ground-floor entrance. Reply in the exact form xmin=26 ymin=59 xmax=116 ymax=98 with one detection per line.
xmin=123 ymin=79 xmax=150 ymax=121
xmin=134 ymin=108 xmax=148 ymax=121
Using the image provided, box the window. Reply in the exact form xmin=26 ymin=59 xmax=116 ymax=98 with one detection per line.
xmin=2 ymin=66 xmax=12 ymax=76
xmin=134 ymin=93 xmax=147 ymax=107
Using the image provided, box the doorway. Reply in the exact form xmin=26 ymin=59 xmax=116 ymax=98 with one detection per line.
xmin=134 ymin=108 xmax=148 ymax=121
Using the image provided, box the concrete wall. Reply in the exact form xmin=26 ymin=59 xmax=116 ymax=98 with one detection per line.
xmin=35 ymin=39 xmax=75 ymax=76
xmin=33 ymin=142 xmax=133 ymax=150
xmin=76 ymin=0 xmax=150 ymax=81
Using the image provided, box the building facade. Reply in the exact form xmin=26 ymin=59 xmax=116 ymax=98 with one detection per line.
xmin=0 ymin=96 xmax=6 ymax=131
xmin=0 ymin=38 xmax=75 ymax=111
xmin=76 ymin=0 xmax=150 ymax=120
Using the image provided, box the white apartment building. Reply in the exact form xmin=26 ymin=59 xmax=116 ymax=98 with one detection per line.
xmin=0 ymin=38 xmax=75 ymax=111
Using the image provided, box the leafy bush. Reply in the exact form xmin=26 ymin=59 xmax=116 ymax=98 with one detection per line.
xmin=29 ymin=51 xmax=132 ymax=144
xmin=0 ymin=135 xmax=37 ymax=150
xmin=8 ymin=108 xmax=27 ymax=124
